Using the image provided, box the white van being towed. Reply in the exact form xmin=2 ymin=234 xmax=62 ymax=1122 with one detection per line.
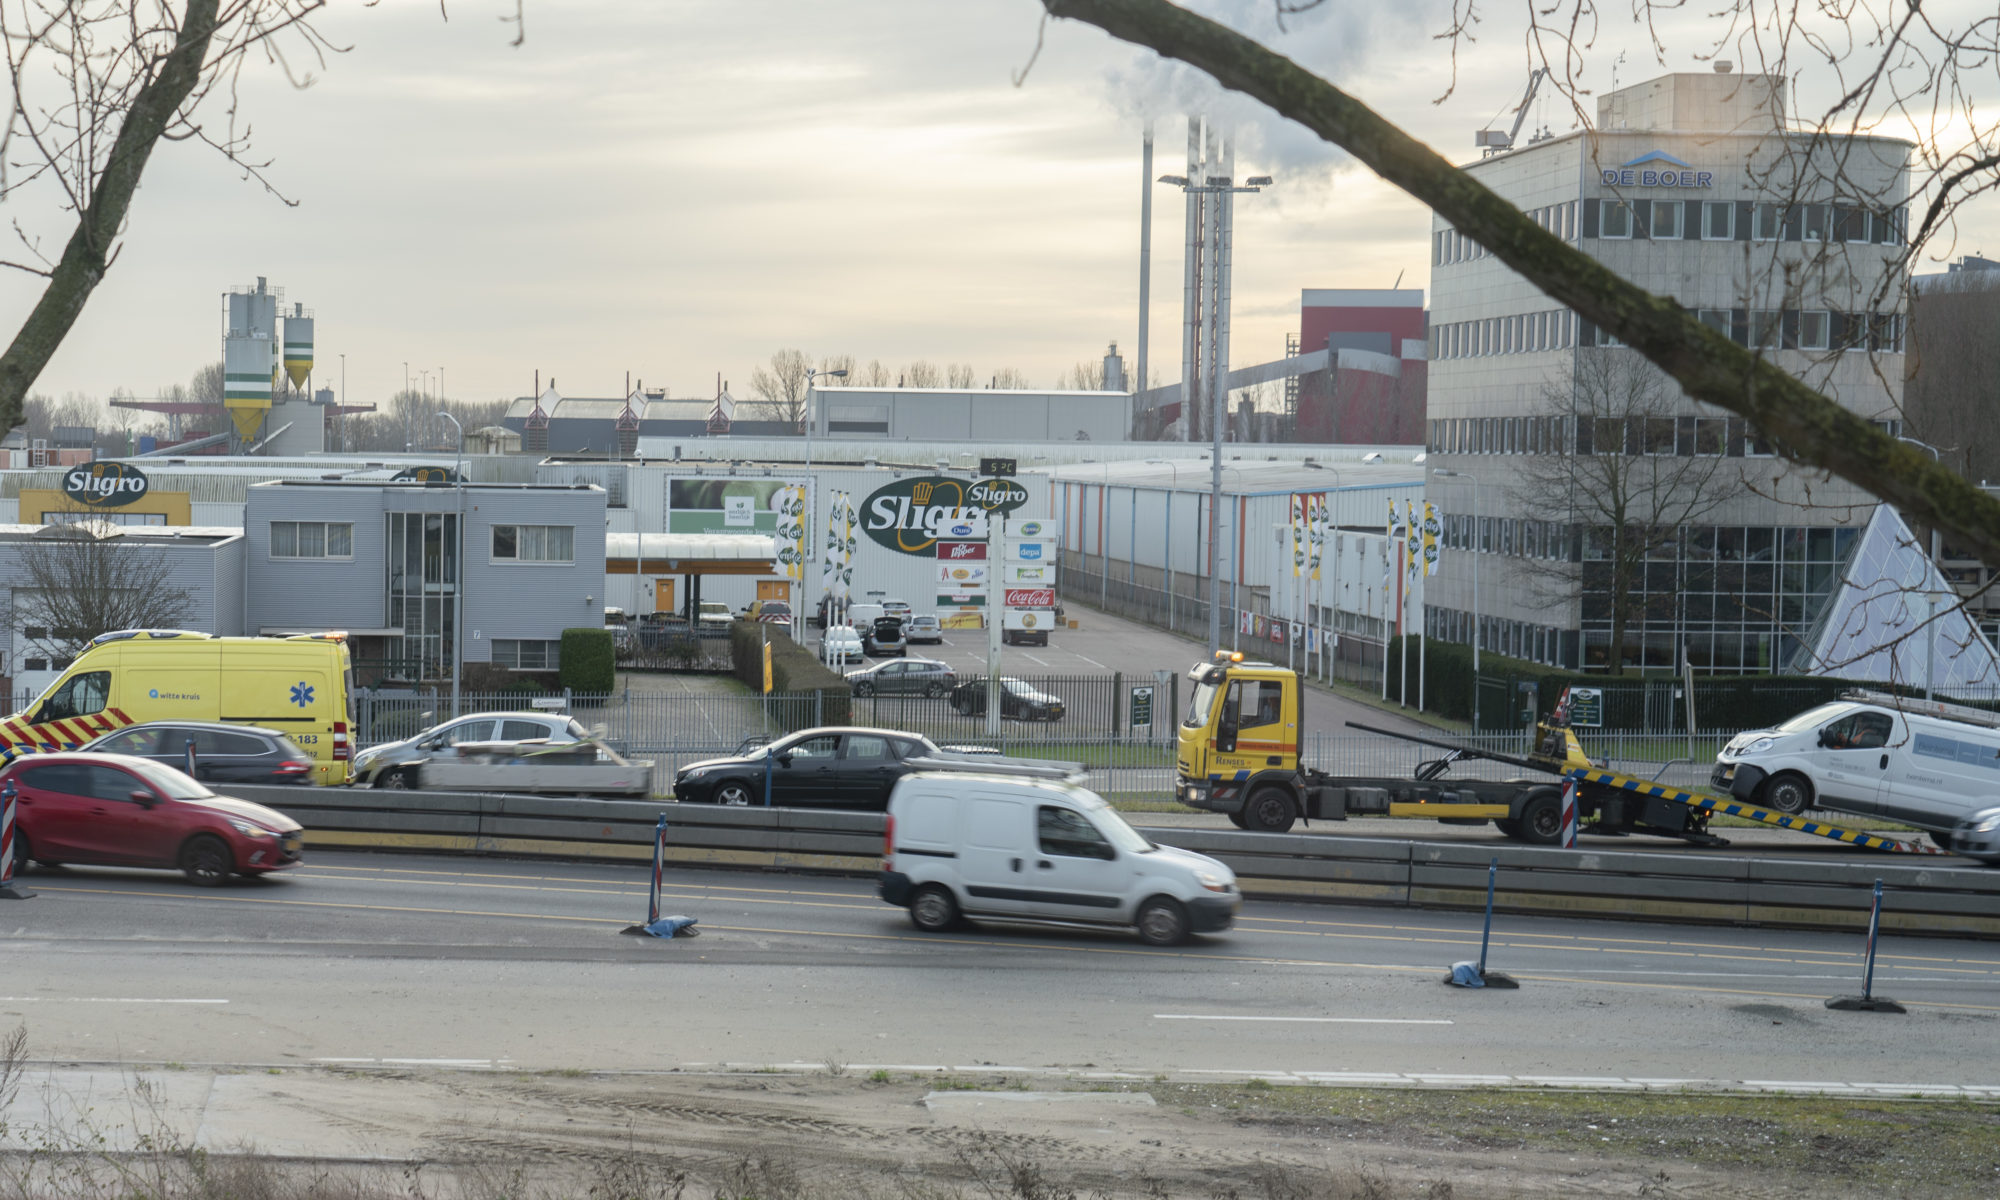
xmin=1712 ymin=689 xmax=2000 ymax=837
xmin=879 ymin=759 xmax=1240 ymax=945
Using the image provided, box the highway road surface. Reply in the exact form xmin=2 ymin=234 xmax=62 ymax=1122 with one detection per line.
xmin=3 ymin=851 xmax=1995 ymax=1094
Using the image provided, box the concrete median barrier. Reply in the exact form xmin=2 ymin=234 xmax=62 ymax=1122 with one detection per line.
xmin=229 ymin=785 xmax=2000 ymax=937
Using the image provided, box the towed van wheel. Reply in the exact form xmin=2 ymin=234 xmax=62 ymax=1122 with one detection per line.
xmin=1242 ymin=788 xmax=1297 ymax=834
xmin=854 ymin=682 xmax=875 ymax=698
xmin=379 ymin=768 xmax=415 ymax=791
xmin=1761 ymin=772 xmax=1812 ymax=815
xmin=714 ymin=781 xmax=754 ymax=807
xmin=180 ymin=836 xmax=233 ymax=887
xmin=1135 ymin=896 xmax=1190 ymax=947
xmin=908 ymin=884 xmax=961 ymax=933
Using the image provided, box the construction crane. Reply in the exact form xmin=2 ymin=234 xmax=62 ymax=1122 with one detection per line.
xmin=1475 ymin=67 xmax=1548 ymax=153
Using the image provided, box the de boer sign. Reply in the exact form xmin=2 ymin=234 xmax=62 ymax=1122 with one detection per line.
xmin=62 ymin=462 xmax=150 ymax=508
xmin=861 ymin=476 xmax=1031 ymax=555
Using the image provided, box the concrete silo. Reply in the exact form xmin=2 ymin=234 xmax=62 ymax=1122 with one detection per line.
xmin=283 ymin=303 xmax=314 ymax=392
xmin=224 ymin=278 xmax=279 ymax=442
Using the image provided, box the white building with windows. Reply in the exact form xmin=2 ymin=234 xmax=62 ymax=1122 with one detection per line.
xmin=1424 ymin=68 xmax=1911 ymax=676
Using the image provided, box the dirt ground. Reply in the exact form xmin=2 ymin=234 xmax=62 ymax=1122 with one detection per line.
xmin=12 ymin=1068 xmax=1988 ymax=1200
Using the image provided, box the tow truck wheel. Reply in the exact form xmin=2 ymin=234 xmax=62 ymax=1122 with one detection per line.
xmin=1226 ymin=809 xmax=1248 ymax=829
xmin=1242 ymin=788 xmax=1297 ymax=834
xmin=1495 ymin=819 xmax=1521 ymax=838
xmin=1516 ymin=791 xmax=1563 ymax=845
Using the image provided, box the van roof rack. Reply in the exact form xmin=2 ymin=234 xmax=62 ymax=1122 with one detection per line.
xmin=1840 ymin=688 xmax=2000 ymax=730
xmin=904 ymin=755 xmax=1086 ymax=782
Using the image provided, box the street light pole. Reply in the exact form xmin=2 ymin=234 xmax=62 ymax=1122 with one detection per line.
xmin=1899 ymin=436 xmax=1945 ymax=699
xmin=803 ymin=367 xmax=848 ymax=643
xmin=437 ymin=411 xmax=465 ymax=720
xmin=1434 ymin=468 xmax=1483 ymax=730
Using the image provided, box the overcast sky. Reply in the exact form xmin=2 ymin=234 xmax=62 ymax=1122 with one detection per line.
xmin=4 ymin=1 xmax=1991 ymax=416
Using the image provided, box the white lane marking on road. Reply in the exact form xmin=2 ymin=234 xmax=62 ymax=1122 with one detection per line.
xmin=0 ymin=997 xmax=227 ymax=1004
xmin=1154 ymin=1015 xmax=1453 ymax=1025
xmin=1074 ymin=654 xmax=1109 ymax=669
xmin=1020 ymin=653 xmax=1051 ymax=666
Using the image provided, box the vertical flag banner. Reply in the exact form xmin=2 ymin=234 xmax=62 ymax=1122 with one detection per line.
xmin=1308 ymin=494 xmax=1326 ymax=581
xmin=1406 ymin=497 xmax=1422 ymax=579
xmin=773 ymin=484 xmax=808 ymax=581
xmin=1422 ymin=500 xmax=1441 ymax=577
xmin=837 ymin=492 xmax=857 ymax=604
xmin=1289 ymin=493 xmax=1305 ymax=578
xmin=819 ymin=488 xmax=843 ymax=603
xmin=1382 ymin=498 xmax=1396 ymax=586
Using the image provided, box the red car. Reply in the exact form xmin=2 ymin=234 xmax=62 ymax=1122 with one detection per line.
xmin=3 ymin=752 xmax=303 ymax=886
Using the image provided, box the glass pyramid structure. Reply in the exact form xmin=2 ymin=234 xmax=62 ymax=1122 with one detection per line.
xmin=1790 ymin=504 xmax=2000 ymax=691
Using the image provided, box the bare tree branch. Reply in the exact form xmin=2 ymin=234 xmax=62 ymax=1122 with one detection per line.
xmin=1040 ymin=0 xmax=2000 ymax=571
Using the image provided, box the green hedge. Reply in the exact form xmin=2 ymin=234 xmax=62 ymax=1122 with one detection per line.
xmin=1380 ymin=636 xmax=1977 ymax=732
xmin=559 ymin=627 xmax=617 ymax=695
xmin=729 ymin=619 xmax=850 ymax=730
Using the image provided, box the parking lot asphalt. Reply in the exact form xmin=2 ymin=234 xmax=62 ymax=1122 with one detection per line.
xmin=819 ymin=602 xmax=1441 ymax=742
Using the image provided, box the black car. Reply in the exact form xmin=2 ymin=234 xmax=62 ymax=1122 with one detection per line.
xmin=862 ymin=616 xmax=906 ymax=657
xmin=80 ymin=721 xmax=317 ymax=785
xmin=846 ymin=657 xmax=957 ymax=698
xmin=949 ymin=678 xmax=1065 ymax=721
xmin=673 ymin=726 xmax=944 ymax=810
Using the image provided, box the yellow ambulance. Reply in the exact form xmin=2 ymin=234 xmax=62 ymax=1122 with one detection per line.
xmin=1 ymin=630 xmax=355 ymax=785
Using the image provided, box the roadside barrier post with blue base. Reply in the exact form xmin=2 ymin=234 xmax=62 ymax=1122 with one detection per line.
xmin=621 ymin=814 xmax=698 ymax=939
xmin=1 ymin=779 xmax=34 ymax=901
xmin=1826 ymin=878 xmax=1903 ymax=1013
xmin=1444 ymin=856 xmax=1516 ymax=988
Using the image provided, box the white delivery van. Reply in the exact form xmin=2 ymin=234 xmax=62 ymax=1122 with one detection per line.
xmin=879 ymin=759 xmax=1240 ymax=945
xmin=1712 ymin=689 xmax=2000 ymax=837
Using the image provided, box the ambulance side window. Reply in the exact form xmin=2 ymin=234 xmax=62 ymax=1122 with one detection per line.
xmin=38 ymin=670 xmax=110 ymax=723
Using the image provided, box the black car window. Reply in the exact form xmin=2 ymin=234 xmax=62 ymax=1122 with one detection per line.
xmin=787 ymin=735 xmax=840 ymax=760
xmin=879 ymin=662 xmax=905 ymax=676
xmin=19 ymin=763 xmax=89 ymax=795
xmin=1038 ymin=806 xmax=1114 ymax=860
xmin=213 ymin=731 xmax=269 ymax=756
xmin=94 ymin=728 xmax=163 ymax=755
xmin=844 ymin=735 xmax=892 ymax=761
xmin=86 ymin=763 xmax=146 ymax=802
xmin=501 ymin=719 xmax=552 ymax=741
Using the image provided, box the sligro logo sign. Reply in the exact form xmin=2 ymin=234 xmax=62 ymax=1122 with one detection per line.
xmin=861 ymin=476 xmax=1032 ymax=555
xmin=61 ymin=462 xmax=150 ymax=508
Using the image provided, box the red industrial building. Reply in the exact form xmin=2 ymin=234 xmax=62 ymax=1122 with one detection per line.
xmin=1293 ymin=288 xmax=1427 ymax=445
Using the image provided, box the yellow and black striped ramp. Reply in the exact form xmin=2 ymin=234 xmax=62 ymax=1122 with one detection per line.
xmin=1566 ymin=767 xmax=1945 ymax=855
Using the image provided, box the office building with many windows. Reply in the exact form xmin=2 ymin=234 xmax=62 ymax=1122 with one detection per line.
xmin=1423 ymin=69 xmax=1911 ymax=675
xmin=245 ymin=479 xmax=607 ymax=682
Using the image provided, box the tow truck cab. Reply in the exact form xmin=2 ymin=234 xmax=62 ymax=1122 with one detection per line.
xmin=1175 ymin=653 xmax=1304 ymax=820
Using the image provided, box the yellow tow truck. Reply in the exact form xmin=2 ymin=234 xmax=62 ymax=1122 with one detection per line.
xmin=1174 ymin=653 xmax=1721 ymax=845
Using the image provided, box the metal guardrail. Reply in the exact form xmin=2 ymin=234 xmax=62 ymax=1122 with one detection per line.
xmin=229 ymin=784 xmax=2000 ymax=938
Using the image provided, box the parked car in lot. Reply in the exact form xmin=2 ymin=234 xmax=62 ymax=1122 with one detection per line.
xmin=822 ymin=623 xmax=864 ymax=664
xmin=862 ymin=616 xmax=906 ymax=657
xmin=904 ymin=614 xmax=943 ymax=645
xmin=744 ymin=599 xmax=793 ymax=628
xmin=882 ymin=599 xmax=913 ymax=621
xmin=636 ymin=613 xmax=699 ymax=651
xmin=880 ymin=763 xmax=1238 ymax=946
xmin=949 ymin=677 xmax=1065 ymax=721
xmin=3 ymin=751 xmax=304 ymax=886
xmin=350 ymin=711 xmax=587 ymax=788
xmin=81 ymin=721 xmax=316 ymax=785
xmin=846 ymin=657 xmax=956 ymax=698
xmin=697 ymin=601 xmax=733 ymax=633
xmin=673 ymin=726 xmax=951 ymax=810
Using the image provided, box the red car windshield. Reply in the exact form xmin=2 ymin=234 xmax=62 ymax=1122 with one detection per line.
xmin=126 ymin=759 xmax=215 ymax=800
